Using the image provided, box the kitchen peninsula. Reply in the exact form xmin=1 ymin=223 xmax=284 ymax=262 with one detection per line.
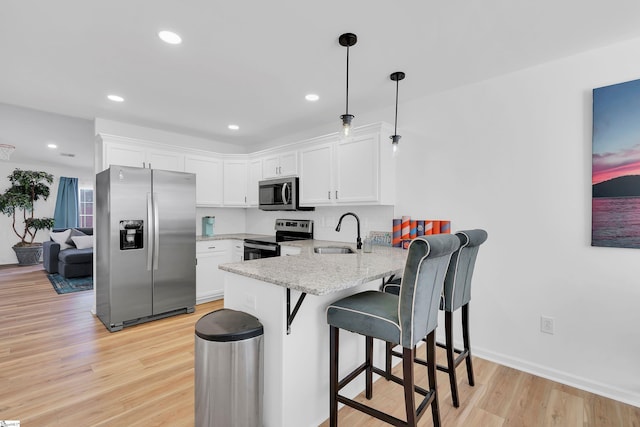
xmin=219 ymin=241 xmax=406 ymax=427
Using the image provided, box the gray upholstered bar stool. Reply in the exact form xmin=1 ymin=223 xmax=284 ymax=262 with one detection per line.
xmin=326 ymin=234 xmax=460 ymax=427
xmin=437 ymin=229 xmax=488 ymax=407
xmin=385 ymin=229 xmax=488 ymax=408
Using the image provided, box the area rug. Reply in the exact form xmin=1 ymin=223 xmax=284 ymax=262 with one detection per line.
xmin=47 ymin=273 xmax=93 ymax=294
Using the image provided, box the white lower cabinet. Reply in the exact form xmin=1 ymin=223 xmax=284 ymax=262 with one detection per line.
xmin=196 ymin=240 xmax=232 ymax=303
xmin=280 ymin=245 xmax=301 ymax=256
xmin=232 ymin=240 xmax=244 ymax=262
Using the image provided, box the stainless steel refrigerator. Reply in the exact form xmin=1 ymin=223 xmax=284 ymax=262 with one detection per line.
xmin=96 ymin=165 xmax=196 ymax=332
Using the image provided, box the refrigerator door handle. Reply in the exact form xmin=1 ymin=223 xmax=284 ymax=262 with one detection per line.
xmin=147 ymin=193 xmax=153 ymax=271
xmin=153 ymin=192 xmax=160 ymax=270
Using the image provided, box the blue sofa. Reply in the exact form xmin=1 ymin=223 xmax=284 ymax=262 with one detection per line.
xmin=43 ymin=227 xmax=93 ymax=278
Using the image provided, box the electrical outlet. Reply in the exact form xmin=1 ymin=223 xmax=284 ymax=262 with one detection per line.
xmin=540 ymin=316 xmax=555 ymax=334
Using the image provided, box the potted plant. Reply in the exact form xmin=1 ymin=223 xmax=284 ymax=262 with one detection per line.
xmin=0 ymin=169 xmax=55 ymax=265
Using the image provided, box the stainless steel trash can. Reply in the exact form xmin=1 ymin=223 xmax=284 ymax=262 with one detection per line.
xmin=195 ymin=308 xmax=264 ymax=427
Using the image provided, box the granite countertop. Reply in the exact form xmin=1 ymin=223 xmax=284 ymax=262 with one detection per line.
xmin=219 ymin=239 xmax=407 ymax=296
xmin=196 ymin=233 xmax=271 ymax=242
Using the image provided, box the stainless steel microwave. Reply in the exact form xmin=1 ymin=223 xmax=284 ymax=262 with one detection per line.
xmin=259 ymin=177 xmax=313 ymax=211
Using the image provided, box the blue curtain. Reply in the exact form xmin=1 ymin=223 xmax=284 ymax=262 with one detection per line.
xmin=53 ymin=177 xmax=79 ymax=229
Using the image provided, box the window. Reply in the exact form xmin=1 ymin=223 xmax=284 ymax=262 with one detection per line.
xmin=79 ymin=187 xmax=94 ymax=227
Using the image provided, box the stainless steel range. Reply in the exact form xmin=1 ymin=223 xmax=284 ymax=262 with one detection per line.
xmin=244 ymin=219 xmax=314 ymax=260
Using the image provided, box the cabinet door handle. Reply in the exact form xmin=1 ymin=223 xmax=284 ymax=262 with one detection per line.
xmin=335 ymin=190 xmax=338 ymax=199
xmin=143 ymin=162 xmax=146 ymax=168
xmin=208 ymin=246 xmax=216 ymax=249
xmin=328 ymin=191 xmax=331 ymax=200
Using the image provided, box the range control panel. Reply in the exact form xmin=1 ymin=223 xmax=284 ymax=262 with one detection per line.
xmin=275 ymin=219 xmax=314 ymax=233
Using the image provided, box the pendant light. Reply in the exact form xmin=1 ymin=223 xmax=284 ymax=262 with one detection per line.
xmin=339 ymin=33 xmax=357 ymax=138
xmin=389 ymin=71 xmax=405 ymax=153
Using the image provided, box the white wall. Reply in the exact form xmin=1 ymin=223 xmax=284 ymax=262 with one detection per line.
xmin=0 ymin=161 xmax=94 ymax=264
xmin=245 ymin=205 xmax=394 ymax=242
xmin=195 ymin=207 xmax=247 ymax=236
xmin=389 ymin=36 xmax=640 ymax=406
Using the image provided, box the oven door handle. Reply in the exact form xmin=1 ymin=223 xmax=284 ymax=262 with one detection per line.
xmin=244 ymin=242 xmax=279 ymax=251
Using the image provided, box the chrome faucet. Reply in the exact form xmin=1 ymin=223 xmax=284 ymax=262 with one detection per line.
xmin=335 ymin=212 xmax=362 ymax=249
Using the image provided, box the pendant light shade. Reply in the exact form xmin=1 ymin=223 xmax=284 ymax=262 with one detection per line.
xmin=389 ymin=71 xmax=405 ymax=153
xmin=339 ymin=33 xmax=357 ymax=137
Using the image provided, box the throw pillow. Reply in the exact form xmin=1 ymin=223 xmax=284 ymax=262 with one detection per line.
xmin=72 ymin=235 xmax=94 ymax=250
xmin=50 ymin=229 xmax=73 ymax=250
xmin=66 ymin=228 xmax=87 ymax=246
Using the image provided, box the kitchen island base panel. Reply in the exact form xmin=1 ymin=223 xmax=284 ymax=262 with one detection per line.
xmin=223 ymin=272 xmax=389 ymax=427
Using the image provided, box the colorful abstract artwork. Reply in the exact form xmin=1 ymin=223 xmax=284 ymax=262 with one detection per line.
xmin=592 ymin=78 xmax=640 ymax=248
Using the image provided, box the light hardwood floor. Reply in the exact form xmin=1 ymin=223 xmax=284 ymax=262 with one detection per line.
xmin=1 ymin=265 xmax=639 ymax=426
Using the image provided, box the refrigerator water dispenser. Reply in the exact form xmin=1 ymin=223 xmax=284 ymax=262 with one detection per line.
xmin=119 ymin=220 xmax=144 ymax=250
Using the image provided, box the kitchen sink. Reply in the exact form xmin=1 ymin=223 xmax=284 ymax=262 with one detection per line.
xmin=313 ymin=246 xmax=355 ymax=254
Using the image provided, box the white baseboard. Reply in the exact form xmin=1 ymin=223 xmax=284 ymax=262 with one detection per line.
xmin=196 ymin=291 xmax=223 ymax=305
xmin=472 ymin=345 xmax=640 ymax=408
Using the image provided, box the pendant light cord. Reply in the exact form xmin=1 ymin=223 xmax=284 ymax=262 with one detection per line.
xmin=345 ymin=45 xmax=350 ymax=115
xmin=394 ymin=78 xmax=399 ymax=135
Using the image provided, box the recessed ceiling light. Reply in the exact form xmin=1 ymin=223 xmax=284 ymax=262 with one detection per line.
xmin=47 ymin=143 xmax=57 ymax=149
xmin=107 ymin=94 xmax=124 ymax=102
xmin=228 ymin=124 xmax=239 ymax=130
xmin=158 ymin=30 xmax=182 ymax=45
xmin=305 ymin=94 xmax=319 ymax=102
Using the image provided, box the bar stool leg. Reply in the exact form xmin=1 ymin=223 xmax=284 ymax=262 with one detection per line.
xmin=445 ymin=311 xmax=460 ymax=408
xmin=402 ymin=347 xmax=417 ymax=427
xmin=462 ymin=304 xmax=475 ymax=386
xmin=426 ymin=331 xmax=441 ymax=427
xmin=366 ymin=336 xmax=373 ymax=399
xmin=330 ymin=326 xmax=339 ymax=427
xmin=384 ymin=341 xmax=393 ymax=380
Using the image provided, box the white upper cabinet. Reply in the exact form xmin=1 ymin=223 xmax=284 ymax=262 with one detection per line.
xmin=299 ymin=123 xmax=395 ymax=206
xmin=247 ymin=158 xmax=263 ymax=206
xmin=299 ymin=142 xmax=334 ymax=205
xmin=223 ymin=159 xmax=248 ymax=206
xmin=335 ymin=134 xmax=379 ymax=203
xmin=262 ymin=151 xmax=297 ymax=179
xmin=185 ymin=154 xmax=223 ymax=206
xmin=145 ymin=148 xmax=185 ymax=172
xmin=98 ymin=134 xmax=184 ymax=171
xmin=97 ymin=122 xmax=394 ymax=209
xmin=102 ymin=141 xmax=147 ymax=169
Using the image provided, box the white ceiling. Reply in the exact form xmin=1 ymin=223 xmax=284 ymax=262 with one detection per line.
xmin=3 ymin=0 xmax=640 ymax=164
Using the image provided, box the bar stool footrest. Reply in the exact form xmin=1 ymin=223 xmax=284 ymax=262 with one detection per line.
xmin=336 ymin=364 xmax=435 ymax=427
